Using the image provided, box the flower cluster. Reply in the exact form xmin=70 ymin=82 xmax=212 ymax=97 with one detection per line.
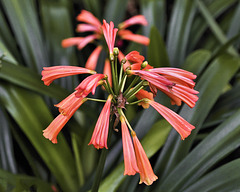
xmin=42 ymin=16 xmax=198 ymax=186
xmin=62 ymin=10 xmax=149 ymax=71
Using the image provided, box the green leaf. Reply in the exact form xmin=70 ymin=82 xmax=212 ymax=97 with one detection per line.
xmin=182 ymin=49 xmax=211 ymax=76
xmin=0 ymin=108 xmax=17 ymax=173
xmin=196 ymin=0 xmax=238 ymax=56
xmin=82 ymin=0 xmax=101 ymax=19
xmin=0 ymin=168 xmax=52 ymax=192
xmin=184 ymin=159 xmax=240 ymax=192
xmin=154 ymin=54 xmax=240 ymax=181
xmin=104 ymin=0 xmax=128 ymax=25
xmin=166 ymin=0 xmax=196 ymax=66
xmin=0 ymin=60 xmax=69 ymax=100
xmin=148 ymin=26 xmax=170 ymax=67
xmin=189 ymin=0 xmax=238 ymax=51
xmin=158 ymin=109 xmax=240 ymax=191
xmin=0 ymin=84 xmax=78 ymax=192
xmin=140 ymin=0 xmax=166 ymax=36
xmin=227 ymin=2 xmax=240 ymax=38
xmin=1 ymin=0 xmax=49 ymax=72
xmin=99 ymin=119 xmax=171 ymax=192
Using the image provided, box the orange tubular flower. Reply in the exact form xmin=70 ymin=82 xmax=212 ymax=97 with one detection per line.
xmin=120 ymin=116 xmax=139 ymax=175
xmin=76 ymin=10 xmax=102 ymax=29
xmin=75 ymin=74 xmax=105 ymax=97
xmin=85 ymin=45 xmax=103 ymax=70
xmin=102 ymin=20 xmax=118 ymax=54
xmin=131 ymin=131 xmax=158 ymax=185
xmin=148 ymin=100 xmax=195 ymax=140
xmin=103 ymin=59 xmax=112 ymax=87
xmin=118 ymin=30 xmax=150 ymax=46
xmin=118 ymin=15 xmax=148 ymax=29
xmin=43 ymin=98 xmax=86 ymax=143
xmin=41 ymin=66 xmax=96 ymax=86
xmin=135 ymin=89 xmax=153 ymax=109
xmin=125 ymin=51 xmax=145 ymax=64
xmin=130 ymin=69 xmax=198 ymax=108
xmin=89 ymin=95 xmax=113 ymax=149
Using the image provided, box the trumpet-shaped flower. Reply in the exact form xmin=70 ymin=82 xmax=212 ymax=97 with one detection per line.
xmin=131 ymin=131 xmax=158 ymax=185
xmin=148 ymin=100 xmax=195 ymax=140
xmin=41 ymin=66 xmax=96 ymax=86
xmin=129 ymin=69 xmax=198 ymax=108
xmin=118 ymin=15 xmax=148 ymax=29
xmin=89 ymin=95 xmax=113 ymax=149
xmin=43 ymin=98 xmax=86 ymax=143
xmin=85 ymin=45 xmax=103 ymax=70
xmin=75 ymin=74 xmax=105 ymax=97
xmin=135 ymin=89 xmax=153 ymax=109
xmin=120 ymin=116 xmax=139 ymax=175
xmin=102 ymin=20 xmax=118 ymax=54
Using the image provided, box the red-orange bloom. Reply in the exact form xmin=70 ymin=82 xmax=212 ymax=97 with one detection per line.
xmin=41 ymin=66 xmax=96 ymax=86
xmin=118 ymin=30 xmax=150 ymax=46
xmin=118 ymin=15 xmax=148 ymax=29
xmin=125 ymin=51 xmax=145 ymax=64
xmin=102 ymin=20 xmax=118 ymax=54
xmin=131 ymin=131 xmax=158 ymax=185
xmin=85 ymin=45 xmax=103 ymax=70
xmin=43 ymin=98 xmax=86 ymax=143
xmin=135 ymin=89 xmax=153 ymax=109
xmin=148 ymin=100 xmax=195 ymax=140
xmin=103 ymin=59 xmax=112 ymax=87
xmin=130 ymin=69 xmax=198 ymax=108
xmin=76 ymin=10 xmax=102 ymax=29
xmin=88 ymin=95 xmax=113 ymax=149
xmin=75 ymin=74 xmax=105 ymax=97
xmin=120 ymin=116 xmax=139 ymax=175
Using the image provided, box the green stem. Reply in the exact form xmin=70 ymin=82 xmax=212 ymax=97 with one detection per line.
xmin=110 ymin=59 xmax=118 ymax=94
xmin=118 ymin=73 xmax=127 ymax=94
xmin=127 ymin=98 xmax=146 ymax=106
xmin=104 ymin=79 xmax=117 ymax=103
xmin=86 ymin=98 xmax=107 ymax=103
xmin=125 ymin=80 xmax=145 ymax=99
xmin=123 ymin=76 xmax=140 ymax=96
xmin=91 ymin=118 xmax=114 ymax=192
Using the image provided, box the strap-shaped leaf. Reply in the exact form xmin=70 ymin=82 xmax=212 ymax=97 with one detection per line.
xmin=154 ymin=54 xmax=240 ymax=181
xmin=0 ymin=84 xmax=78 ymax=192
xmin=148 ymin=26 xmax=170 ymax=68
xmin=158 ymin=109 xmax=240 ymax=191
xmin=183 ymin=159 xmax=240 ymax=192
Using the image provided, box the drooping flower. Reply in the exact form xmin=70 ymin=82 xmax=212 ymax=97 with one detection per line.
xmin=118 ymin=15 xmax=148 ymax=29
xmin=75 ymin=74 xmax=105 ymax=97
xmin=41 ymin=66 xmax=96 ymax=86
xmin=118 ymin=29 xmax=150 ymax=46
xmin=43 ymin=98 xmax=86 ymax=143
xmin=103 ymin=59 xmax=112 ymax=87
xmin=148 ymin=100 xmax=195 ymax=140
xmin=129 ymin=69 xmax=198 ymax=108
xmin=89 ymin=95 xmax=113 ymax=149
xmin=135 ymin=89 xmax=153 ymax=109
xmin=131 ymin=131 xmax=158 ymax=185
xmin=120 ymin=116 xmax=139 ymax=175
xmin=102 ymin=20 xmax=118 ymax=54
xmin=62 ymin=10 xmax=149 ymax=70
xmin=85 ymin=45 xmax=103 ymax=70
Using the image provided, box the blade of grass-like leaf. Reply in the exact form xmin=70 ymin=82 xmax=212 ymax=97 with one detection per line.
xmin=0 ymin=60 xmax=69 ymax=100
xmin=0 ymin=168 xmax=52 ymax=192
xmin=0 ymin=11 xmax=21 ymax=63
xmin=0 ymin=41 xmax=17 ymax=64
xmin=183 ymin=159 xmax=240 ymax=192
xmin=158 ymin=109 xmax=240 ymax=191
xmin=182 ymin=49 xmax=211 ymax=76
xmin=188 ymin=0 xmax=238 ymax=52
xmin=204 ymin=84 xmax=240 ymax=128
xmin=0 ymin=84 xmax=78 ymax=192
xmin=1 ymin=0 xmax=49 ymax=72
xmin=98 ymin=119 xmax=171 ymax=192
xmin=104 ymin=0 xmax=128 ymax=24
xmin=166 ymin=0 xmax=196 ymax=67
xmin=147 ymin=26 xmax=170 ymax=67
xmin=0 ymin=108 xmax=17 ymax=173
xmin=227 ymin=2 xmax=240 ymax=38
xmin=196 ymin=0 xmax=238 ymax=56
xmin=82 ymin=0 xmax=101 ymax=19
xmin=140 ymin=0 xmax=166 ymax=36
xmin=153 ymin=54 xmax=240 ymax=182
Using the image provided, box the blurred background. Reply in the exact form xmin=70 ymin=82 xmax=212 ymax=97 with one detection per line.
xmin=0 ymin=0 xmax=240 ymax=191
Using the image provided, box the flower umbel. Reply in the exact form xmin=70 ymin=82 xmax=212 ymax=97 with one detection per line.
xmin=41 ymin=16 xmax=199 ymax=189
